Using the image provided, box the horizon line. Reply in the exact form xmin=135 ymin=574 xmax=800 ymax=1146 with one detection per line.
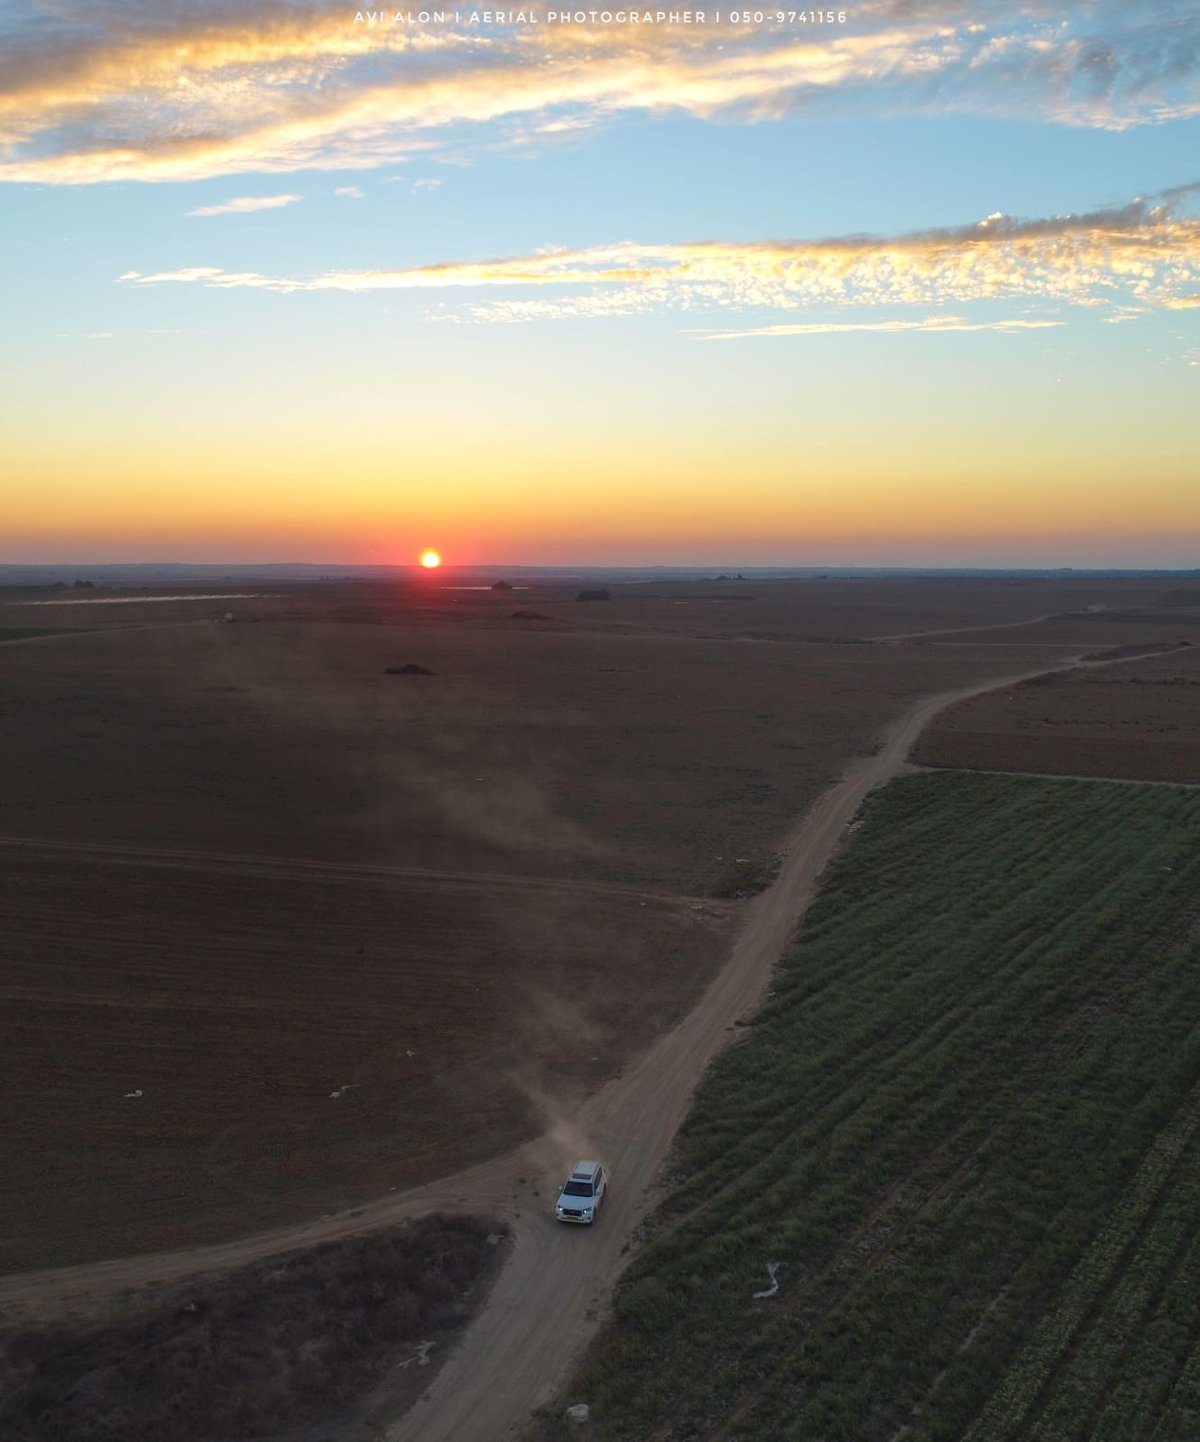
xmin=3 ymin=562 xmax=1199 ymax=577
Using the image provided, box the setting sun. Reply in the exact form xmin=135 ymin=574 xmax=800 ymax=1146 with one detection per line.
xmin=420 ymin=550 xmax=441 ymax=569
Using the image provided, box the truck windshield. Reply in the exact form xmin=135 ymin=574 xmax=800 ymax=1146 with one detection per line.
xmin=563 ymin=1181 xmax=593 ymax=1197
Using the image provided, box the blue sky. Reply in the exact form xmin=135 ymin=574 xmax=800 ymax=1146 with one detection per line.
xmin=1 ymin=1 xmax=1198 ymax=564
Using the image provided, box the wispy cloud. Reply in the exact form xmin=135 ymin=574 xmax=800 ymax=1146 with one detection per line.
xmin=697 ymin=317 xmax=1065 ymax=339
xmin=411 ymin=178 xmax=443 ymax=194
xmin=334 ymin=184 xmax=365 ymax=198
xmin=186 ymin=193 xmax=303 ymax=217
xmin=2 ymin=3 xmax=1197 ymax=183
xmin=118 ymin=188 xmax=1200 ymax=328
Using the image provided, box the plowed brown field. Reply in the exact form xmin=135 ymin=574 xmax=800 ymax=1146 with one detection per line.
xmin=915 ymin=644 xmax=1200 ymax=782
xmin=0 ymin=843 xmax=730 ymax=1272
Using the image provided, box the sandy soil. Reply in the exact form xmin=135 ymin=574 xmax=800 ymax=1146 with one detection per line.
xmin=0 ymin=650 xmax=1100 ymax=1442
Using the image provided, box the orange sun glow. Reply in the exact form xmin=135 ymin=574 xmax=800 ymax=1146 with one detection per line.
xmin=420 ymin=550 xmax=441 ymax=569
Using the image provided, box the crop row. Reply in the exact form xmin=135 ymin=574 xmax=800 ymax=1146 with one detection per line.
xmin=561 ymin=774 xmax=1200 ymax=1441
xmin=1028 ymin=1122 xmax=1200 ymax=1441
xmin=966 ymin=1082 xmax=1200 ymax=1442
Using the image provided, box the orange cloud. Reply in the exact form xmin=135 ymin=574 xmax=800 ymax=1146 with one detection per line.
xmin=2 ymin=2 xmax=1197 ymax=183
xmin=116 ymin=192 xmax=1200 ymax=319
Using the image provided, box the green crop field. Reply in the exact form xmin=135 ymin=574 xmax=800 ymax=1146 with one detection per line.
xmin=561 ymin=773 xmax=1200 ymax=1441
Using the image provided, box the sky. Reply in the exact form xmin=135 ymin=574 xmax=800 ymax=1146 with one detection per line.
xmin=1 ymin=0 xmax=1198 ymax=567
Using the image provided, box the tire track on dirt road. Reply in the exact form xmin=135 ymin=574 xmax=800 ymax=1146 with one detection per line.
xmin=0 ymin=835 xmax=710 ymax=910
xmin=0 ymin=620 xmax=214 ymax=648
xmin=0 ymin=649 xmax=1172 ymax=1440
xmin=871 ymin=612 xmax=1066 ymax=643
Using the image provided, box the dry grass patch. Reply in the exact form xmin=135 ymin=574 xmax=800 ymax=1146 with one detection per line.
xmin=0 ymin=1216 xmax=505 ymax=1442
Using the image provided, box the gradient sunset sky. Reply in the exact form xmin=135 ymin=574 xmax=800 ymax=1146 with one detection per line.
xmin=2 ymin=0 xmax=1198 ymax=566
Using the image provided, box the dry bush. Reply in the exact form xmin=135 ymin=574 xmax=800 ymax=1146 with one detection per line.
xmin=0 ymin=1215 xmax=504 ymax=1442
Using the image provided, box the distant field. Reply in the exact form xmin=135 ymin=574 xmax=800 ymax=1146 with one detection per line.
xmin=911 ymin=612 xmax=1200 ymax=646
xmin=1 ymin=574 xmax=1179 ymax=640
xmin=560 ymin=773 xmax=1200 ymax=1441
xmin=916 ymin=646 xmax=1200 ymax=783
xmin=0 ymin=603 xmax=1075 ymax=893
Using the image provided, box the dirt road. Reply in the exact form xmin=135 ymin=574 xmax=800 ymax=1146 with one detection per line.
xmin=908 ymin=763 xmax=1200 ymax=790
xmin=871 ymin=612 xmax=1066 ymax=643
xmin=0 ymin=652 xmax=1144 ymax=1439
xmin=381 ymin=661 xmax=1083 ymax=1442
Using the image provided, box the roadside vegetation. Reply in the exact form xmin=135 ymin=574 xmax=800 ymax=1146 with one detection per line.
xmin=556 ymin=773 xmax=1200 ymax=1440
xmin=0 ymin=1215 xmax=505 ymax=1442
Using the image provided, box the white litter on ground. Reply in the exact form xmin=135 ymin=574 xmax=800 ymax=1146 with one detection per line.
xmin=397 ymin=1340 xmax=436 ymax=1370
xmin=329 ymin=1083 xmax=357 ymax=1099
xmin=753 ymin=1261 xmax=781 ymax=1299
xmin=566 ymin=1402 xmax=590 ymax=1423
xmin=123 ymin=1089 xmax=142 ymax=1098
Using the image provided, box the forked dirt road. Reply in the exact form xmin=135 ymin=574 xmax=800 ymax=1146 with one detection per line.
xmin=379 ymin=659 xmax=1084 ymax=1442
xmin=1 ymin=648 xmax=1185 ymax=1440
